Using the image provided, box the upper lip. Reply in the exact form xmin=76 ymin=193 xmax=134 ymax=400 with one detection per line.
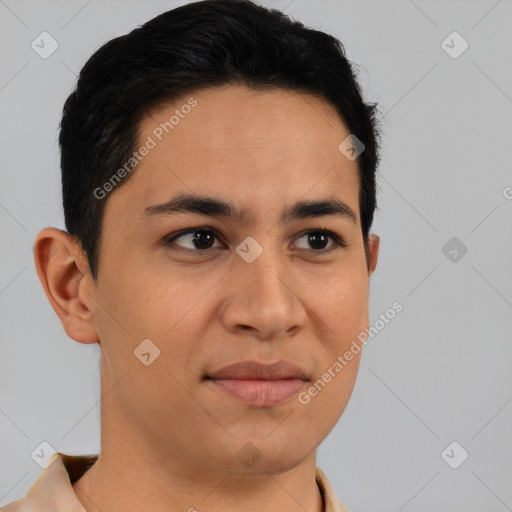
xmin=207 ymin=360 xmax=309 ymax=381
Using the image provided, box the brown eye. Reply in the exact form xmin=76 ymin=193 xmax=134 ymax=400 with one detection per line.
xmin=166 ymin=228 xmax=222 ymax=251
xmin=164 ymin=227 xmax=346 ymax=254
xmin=294 ymin=229 xmax=346 ymax=252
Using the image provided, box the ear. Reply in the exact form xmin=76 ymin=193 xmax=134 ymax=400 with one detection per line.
xmin=366 ymin=234 xmax=379 ymax=276
xmin=33 ymin=227 xmax=99 ymax=345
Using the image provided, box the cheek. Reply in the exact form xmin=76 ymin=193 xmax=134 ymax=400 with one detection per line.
xmin=297 ymin=355 xmax=360 ymax=444
xmin=95 ymin=261 xmax=222 ymax=380
xmin=97 ymin=259 xmax=191 ymax=337
xmin=308 ymin=267 xmax=370 ymax=344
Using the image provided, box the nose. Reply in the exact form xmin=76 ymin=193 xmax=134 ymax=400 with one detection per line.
xmin=219 ymin=242 xmax=308 ymax=341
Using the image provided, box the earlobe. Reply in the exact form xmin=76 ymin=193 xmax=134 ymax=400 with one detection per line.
xmin=33 ymin=228 xmax=99 ymax=345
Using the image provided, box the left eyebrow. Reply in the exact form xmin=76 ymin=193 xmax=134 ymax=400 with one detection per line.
xmin=143 ymin=192 xmax=357 ymax=224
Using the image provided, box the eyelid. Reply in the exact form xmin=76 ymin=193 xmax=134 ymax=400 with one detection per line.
xmin=164 ymin=226 xmax=347 ymax=252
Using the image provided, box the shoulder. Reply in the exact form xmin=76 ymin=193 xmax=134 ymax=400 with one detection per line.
xmin=0 ymin=498 xmax=27 ymax=511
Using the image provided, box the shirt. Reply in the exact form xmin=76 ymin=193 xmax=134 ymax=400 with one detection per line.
xmin=0 ymin=453 xmax=349 ymax=512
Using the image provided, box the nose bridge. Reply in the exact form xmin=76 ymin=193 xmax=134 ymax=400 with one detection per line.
xmin=238 ymin=231 xmax=293 ymax=299
xmin=223 ymin=235 xmax=305 ymax=337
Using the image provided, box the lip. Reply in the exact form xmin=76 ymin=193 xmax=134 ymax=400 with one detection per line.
xmin=206 ymin=360 xmax=309 ymax=407
xmin=207 ymin=360 xmax=309 ymax=381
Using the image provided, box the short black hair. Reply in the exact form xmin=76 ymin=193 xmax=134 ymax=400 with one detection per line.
xmin=60 ymin=0 xmax=382 ymax=279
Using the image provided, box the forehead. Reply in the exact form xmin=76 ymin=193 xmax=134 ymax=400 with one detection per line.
xmin=141 ymin=85 xmax=349 ymax=159
xmin=106 ymin=84 xmax=360 ymax=222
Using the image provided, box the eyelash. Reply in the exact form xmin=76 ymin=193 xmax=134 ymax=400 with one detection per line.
xmin=164 ymin=226 xmax=347 ymax=255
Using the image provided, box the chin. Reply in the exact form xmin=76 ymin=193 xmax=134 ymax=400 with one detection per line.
xmin=220 ymin=435 xmax=317 ymax=479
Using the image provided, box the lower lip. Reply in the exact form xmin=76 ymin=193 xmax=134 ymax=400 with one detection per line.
xmin=208 ymin=378 xmax=306 ymax=406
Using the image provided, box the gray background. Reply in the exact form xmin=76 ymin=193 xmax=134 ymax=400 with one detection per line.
xmin=1 ymin=1 xmax=511 ymax=511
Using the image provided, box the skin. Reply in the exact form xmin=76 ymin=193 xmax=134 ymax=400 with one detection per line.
xmin=34 ymin=84 xmax=379 ymax=512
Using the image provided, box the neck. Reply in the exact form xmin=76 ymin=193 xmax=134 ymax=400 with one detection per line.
xmin=72 ymin=409 xmax=324 ymax=512
xmin=73 ymin=449 xmax=324 ymax=512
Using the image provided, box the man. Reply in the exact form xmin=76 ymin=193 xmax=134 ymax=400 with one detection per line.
xmin=1 ymin=0 xmax=381 ymax=510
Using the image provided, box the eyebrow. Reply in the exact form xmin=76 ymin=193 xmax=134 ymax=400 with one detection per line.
xmin=143 ymin=193 xmax=357 ymax=224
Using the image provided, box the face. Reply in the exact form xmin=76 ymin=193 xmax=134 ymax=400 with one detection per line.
xmin=88 ymin=85 xmax=378 ymax=477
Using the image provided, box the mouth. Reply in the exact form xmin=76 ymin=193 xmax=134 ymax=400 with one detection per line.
xmin=205 ymin=360 xmax=309 ymax=407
